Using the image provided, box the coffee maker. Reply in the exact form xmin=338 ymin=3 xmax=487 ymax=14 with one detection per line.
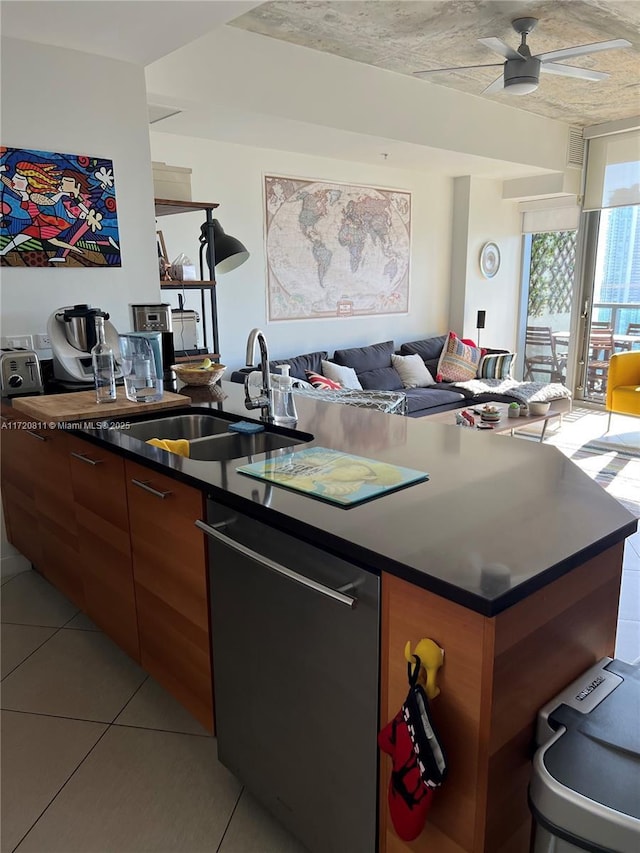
xmin=47 ymin=304 xmax=122 ymax=384
xmin=130 ymin=303 xmax=175 ymax=378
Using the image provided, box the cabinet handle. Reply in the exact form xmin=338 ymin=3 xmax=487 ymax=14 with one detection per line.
xmin=131 ymin=478 xmax=172 ymax=499
xmin=26 ymin=429 xmax=47 ymax=441
xmin=195 ymin=519 xmax=357 ymax=609
xmin=70 ymin=451 xmax=104 ymax=466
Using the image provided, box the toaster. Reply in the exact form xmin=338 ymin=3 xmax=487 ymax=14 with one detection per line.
xmin=0 ymin=348 xmax=44 ymax=397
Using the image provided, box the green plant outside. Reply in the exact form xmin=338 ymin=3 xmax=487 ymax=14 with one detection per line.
xmin=528 ymin=231 xmax=577 ymax=318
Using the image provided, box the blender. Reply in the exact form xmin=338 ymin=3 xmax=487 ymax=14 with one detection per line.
xmin=47 ymin=304 xmax=122 ymax=385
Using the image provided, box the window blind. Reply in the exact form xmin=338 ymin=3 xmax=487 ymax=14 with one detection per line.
xmin=583 ymin=129 xmax=640 ymax=211
xmin=519 ymin=197 xmax=580 ymax=233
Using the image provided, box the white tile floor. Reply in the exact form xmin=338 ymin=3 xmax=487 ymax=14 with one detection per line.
xmin=2 ymin=536 xmax=638 ymax=852
xmin=1 ymin=571 xmax=307 ymax=853
xmin=2 ymin=403 xmax=639 ymax=853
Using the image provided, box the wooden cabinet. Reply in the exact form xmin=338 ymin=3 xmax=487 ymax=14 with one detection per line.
xmin=125 ymin=460 xmax=213 ymax=732
xmin=2 ymin=416 xmax=213 ymax=732
xmin=379 ymin=545 xmax=622 ymax=853
xmin=68 ymin=435 xmax=139 ymax=661
xmin=1 ymin=409 xmax=43 ymax=568
xmin=35 ymin=426 xmax=83 ymax=609
xmin=1 ymin=411 xmax=82 ymax=607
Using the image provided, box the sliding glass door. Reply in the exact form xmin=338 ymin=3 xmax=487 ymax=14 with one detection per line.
xmin=520 ymin=230 xmax=577 ymax=386
xmin=579 ymin=205 xmax=640 ymax=404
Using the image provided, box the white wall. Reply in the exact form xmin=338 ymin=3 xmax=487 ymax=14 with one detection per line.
xmin=151 ymin=132 xmax=454 ymax=368
xmin=1 ymin=37 xmax=161 ymax=567
xmin=0 ymin=37 xmax=161 ymax=344
xmin=450 ymin=177 xmax=522 ymax=350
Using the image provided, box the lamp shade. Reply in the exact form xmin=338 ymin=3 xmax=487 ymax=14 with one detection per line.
xmin=211 ymin=220 xmax=250 ymax=274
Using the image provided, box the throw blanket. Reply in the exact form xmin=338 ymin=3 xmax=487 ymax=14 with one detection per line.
xmin=452 ymin=378 xmax=572 ymax=404
xmin=293 ymin=386 xmax=407 ymax=415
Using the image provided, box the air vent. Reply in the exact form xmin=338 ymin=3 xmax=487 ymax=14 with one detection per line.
xmin=567 ymin=127 xmax=584 ymax=168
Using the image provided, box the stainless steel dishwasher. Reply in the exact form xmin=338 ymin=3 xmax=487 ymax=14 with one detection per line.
xmin=197 ymin=501 xmax=380 ymax=853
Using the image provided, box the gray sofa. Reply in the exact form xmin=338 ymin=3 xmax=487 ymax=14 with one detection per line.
xmin=230 ymin=335 xmax=572 ymax=418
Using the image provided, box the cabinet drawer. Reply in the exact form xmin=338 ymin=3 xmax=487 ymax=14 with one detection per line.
xmin=35 ymin=429 xmax=77 ymax=533
xmin=1 ymin=412 xmax=44 ymax=498
xmin=1 ymin=481 xmax=42 ymax=568
xmin=125 ymin=460 xmax=205 ymax=538
xmin=125 ymin=459 xmax=212 ymax=730
xmin=136 ymin=584 xmax=213 ymax=730
xmin=69 ymin=437 xmax=139 ymax=661
xmin=68 ymin=436 xmax=129 ymax=531
xmin=125 ymin=461 xmax=206 ymax=617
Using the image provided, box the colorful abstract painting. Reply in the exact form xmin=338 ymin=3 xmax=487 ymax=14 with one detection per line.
xmin=264 ymin=175 xmax=411 ymax=321
xmin=0 ymin=147 xmax=121 ymax=267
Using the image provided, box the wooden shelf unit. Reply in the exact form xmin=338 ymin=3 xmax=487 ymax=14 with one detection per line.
xmin=154 ymin=198 xmax=221 ymax=354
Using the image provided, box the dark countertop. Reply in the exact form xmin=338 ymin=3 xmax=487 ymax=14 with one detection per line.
xmin=73 ymin=380 xmax=636 ymax=616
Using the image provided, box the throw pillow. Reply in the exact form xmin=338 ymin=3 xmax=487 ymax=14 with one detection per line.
xmin=305 ymin=370 xmax=342 ymax=390
xmin=321 ymin=360 xmax=363 ymax=390
xmin=358 ymin=366 xmax=404 ymax=391
xmin=270 ymin=351 xmax=328 ymax=381
xmin=436 ymin=332 xmax=482 ymax=382
xmin=332 ymin=340 xmax=395 ymax=372
xmin=477 ymin=352 xmax=516 ymax=380
xmin=391 ymin=353 xmax=435 ymax=388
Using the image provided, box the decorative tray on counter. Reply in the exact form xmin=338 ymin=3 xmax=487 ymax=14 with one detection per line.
xmin=237 ymin=446 xmax=429 ymax=507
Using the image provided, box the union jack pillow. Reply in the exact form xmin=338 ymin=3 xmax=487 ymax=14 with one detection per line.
xmin=305 ymin=370 xmax=342 ymax=390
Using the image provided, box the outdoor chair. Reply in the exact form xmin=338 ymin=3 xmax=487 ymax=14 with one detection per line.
xmin=606 ymin=350 xmax=640 ymax=429
xmin=524 ymin=326 xmax=565 ymax=383
xmin=626 ymin=322 xmax=640 ymax=340
xmin=586 ymin=330 xmax=615 ymax=395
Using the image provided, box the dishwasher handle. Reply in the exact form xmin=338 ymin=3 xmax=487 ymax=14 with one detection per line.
xmin=195 ymin=519 xmax=357 ymax=609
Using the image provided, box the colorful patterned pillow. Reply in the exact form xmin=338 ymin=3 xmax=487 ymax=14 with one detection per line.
xmin=305 ymin=370 xmax=342 ymax=390
xmin=436 ymin=332 xmax=482 ymax=382
xmin=477 ymin=352 xmax=516 ymax=380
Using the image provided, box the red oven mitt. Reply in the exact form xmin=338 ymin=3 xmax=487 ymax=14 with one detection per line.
xmin=378 ymin=707 xmax=435 ymax=841
xmin=378 ymin=656 xmax=447 ymax=842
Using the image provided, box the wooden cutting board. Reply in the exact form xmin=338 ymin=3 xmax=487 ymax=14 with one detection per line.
xmin=12 ymin=388 xmax=189 ymax=423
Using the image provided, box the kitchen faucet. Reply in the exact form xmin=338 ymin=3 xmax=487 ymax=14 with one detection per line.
xmin=244 ymin=328 xmax=273 ymax=422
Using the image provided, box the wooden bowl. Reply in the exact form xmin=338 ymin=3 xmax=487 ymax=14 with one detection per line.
xmin=171 ymin=363 xmax=226 ymax=386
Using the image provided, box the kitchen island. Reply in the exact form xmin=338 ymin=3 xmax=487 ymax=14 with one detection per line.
xmin=2 ymin=382 xmax=636 ymax=853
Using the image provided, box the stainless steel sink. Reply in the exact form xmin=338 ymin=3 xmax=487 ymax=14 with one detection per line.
xmin=189 ymin=431 xmax=308 ymax=462
xmin=120 ymin=414 xmax=233 ymax=442
xmin=113 ymin=411 xmax=313 ymax=461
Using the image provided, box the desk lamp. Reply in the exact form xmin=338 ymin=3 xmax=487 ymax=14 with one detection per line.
xmin=198 ymin=218 xmax=250 ymax=356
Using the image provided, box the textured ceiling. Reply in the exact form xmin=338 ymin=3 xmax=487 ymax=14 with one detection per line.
xmin=229 ymin=0 xmax=640 ymax=127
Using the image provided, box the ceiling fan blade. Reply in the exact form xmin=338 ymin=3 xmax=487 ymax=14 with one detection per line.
xmin=481 ymin=74 xmax=506 ymax=95
xmin=536 ymin=38 xmax=631 ymax=63
xmin=541 ymin=62 xmax=609 ymax=81
xmin=413 ymin=63 xmax=503 ymax=78
xmin=478 ymin=37 xmax=522 ymax=61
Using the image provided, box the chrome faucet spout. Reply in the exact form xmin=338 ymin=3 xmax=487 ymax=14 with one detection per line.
xmin=244 ymin=328 xmax=273 ymax=422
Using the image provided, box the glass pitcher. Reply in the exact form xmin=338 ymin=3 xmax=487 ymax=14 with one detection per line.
xmin=118 ymin=334 xmax=163 ymax=403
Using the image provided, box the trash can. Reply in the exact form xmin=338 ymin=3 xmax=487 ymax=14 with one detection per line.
xmin=529 ymin=658 xmax=639 ymax=853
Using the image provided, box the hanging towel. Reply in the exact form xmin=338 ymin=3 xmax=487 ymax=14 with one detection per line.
xmin=146 ymin=438 xmax=190 ymax=458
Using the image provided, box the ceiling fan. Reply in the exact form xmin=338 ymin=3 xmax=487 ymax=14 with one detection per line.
xmin=413 ymin=17 xmax=631 ymax=95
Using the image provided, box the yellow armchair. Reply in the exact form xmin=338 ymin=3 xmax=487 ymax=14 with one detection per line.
xmin=606 ymin=350 xmax=640 ymax=428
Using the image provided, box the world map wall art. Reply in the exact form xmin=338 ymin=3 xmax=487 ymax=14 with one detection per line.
xmin=0 ymin=146 xmax=121 ymax=268
xmin=264 ymin=175 xmax=411 ymax=321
